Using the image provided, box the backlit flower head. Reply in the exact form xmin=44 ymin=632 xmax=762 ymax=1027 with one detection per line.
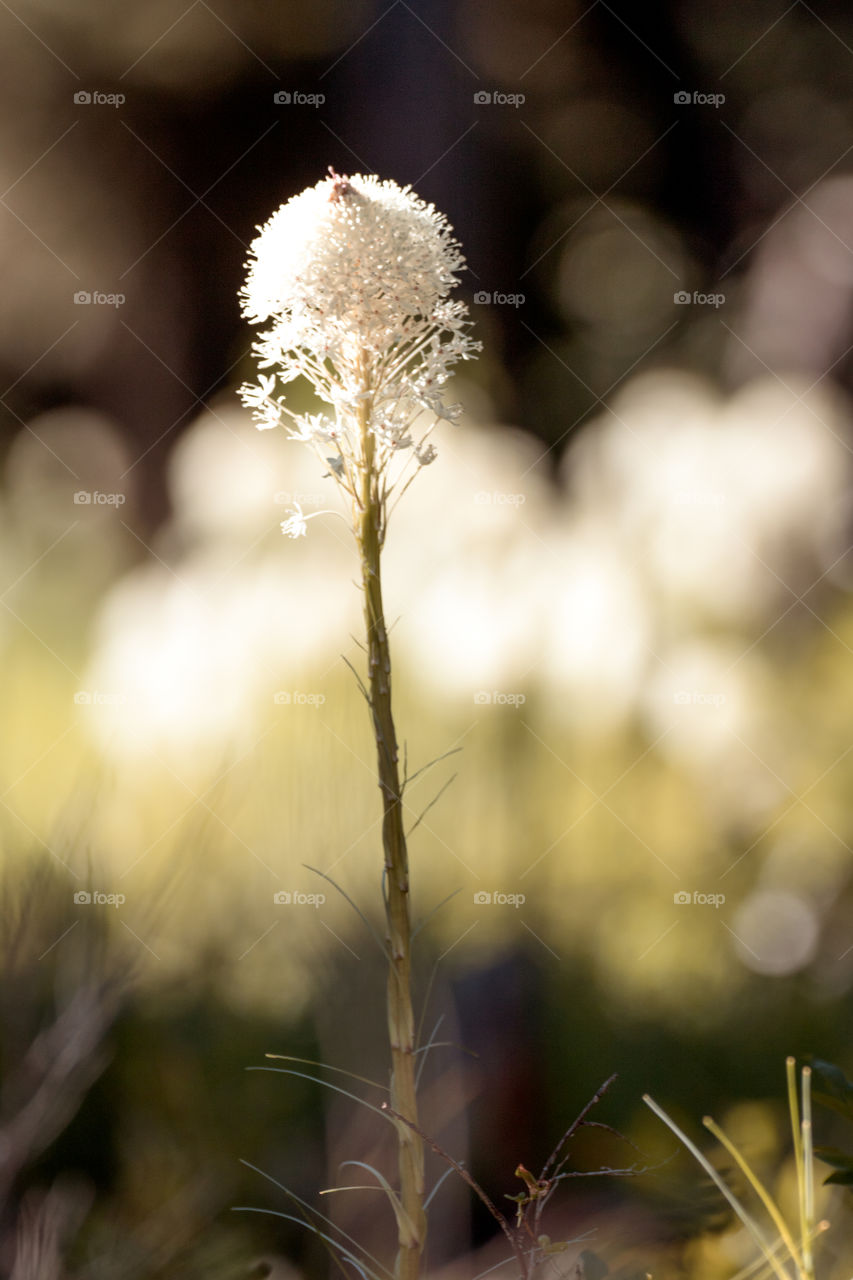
xmin=239 ymin=169 xmax=480 ymax=540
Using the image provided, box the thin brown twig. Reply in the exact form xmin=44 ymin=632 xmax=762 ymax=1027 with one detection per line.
xmin=542 ymin=1074 xmax=618 ymax=1181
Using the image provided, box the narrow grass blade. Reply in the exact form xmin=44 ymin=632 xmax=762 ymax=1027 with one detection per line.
xmin=788 ymin=1055 xmax=806 ymax=1271
xmin=232 ymin=1207 xmax=379 ymax=1280
xmin=412 ymin=887 xmax=462 ymax=941
xmin=304 ymin=862 xmax=387 ymax=955
xmin=802 ymin=1066 xmax=815 ymax=1278
xmin=237 ymin=1157 xmax=393 ymax=1280
xmin=406 ymin=773 xmax=457 ymax=839
xmin=339 ymin=1159 xmax=418 ymax=1247
xmin=424 ymin=1164 xmax=456 ymax=1211
xmin=264 ymin=1053 xmax=387 ymax=1094
xmin=403 ymin=746 xmax=463 ymax=791
xmin=247 ymin=1066 xmax=394 ymax=1127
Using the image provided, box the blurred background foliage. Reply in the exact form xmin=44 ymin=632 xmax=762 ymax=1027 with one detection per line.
xmin=2 ymin=0 xmax=853 ymax=1276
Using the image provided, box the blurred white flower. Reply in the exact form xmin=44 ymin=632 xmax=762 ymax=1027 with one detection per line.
xmin=563 ymin=371 xmax=853 ymax=622
xmin=280 ymin=503 xmax=308 ymax=539
xmin=731 ymin=888 xmax=820 ymax=976
xmin=85 ymin=550 xmax=357 ymax=762
xmin=239 ymin=170 xmax=480 ymax=535
xmin=539 ymin=520 xmax=652 ymax=730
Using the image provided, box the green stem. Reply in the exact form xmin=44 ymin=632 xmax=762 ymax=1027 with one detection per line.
xmin=355 ymin=394 xmax=426 ymax=1280
xmin=787 ymin=1057 xmax=805 ymax=1252
xmin=801 ymin=1066 xmax=815 ymax=1280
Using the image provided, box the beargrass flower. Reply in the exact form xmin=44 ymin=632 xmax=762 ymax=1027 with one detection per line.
xmin=240 ymin=171 xmax=479 ymax=1280
xmin=239 ymin=169 xmax=480 ymax=542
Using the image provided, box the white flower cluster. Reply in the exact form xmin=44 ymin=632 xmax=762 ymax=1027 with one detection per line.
xmin=239 ymin=171 xmax=480 ymax=537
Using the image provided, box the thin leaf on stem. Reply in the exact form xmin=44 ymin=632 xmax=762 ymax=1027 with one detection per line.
xmin=405 ymin=773 xmax=457 ymax=840
xmin=247 ymin=1067 xmax=395 ymax=1128
xmin=264 ymin=1053 xmax=388 ymax=1094
xmin=237 ymin=1158 xmax=393 ymax=1280
xmin=402 ymin=747 xmax=463 ymax=793
xmin=412 ymin=888 xmax=462 ymax=941
xmin=304 ymin=863 xmax=387 ymax=956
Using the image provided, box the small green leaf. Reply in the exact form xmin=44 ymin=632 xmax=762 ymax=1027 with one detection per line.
xmin=807 ymin=1058 xmax=853 ymax=1122
xmin=813 ymin=1143 xmax=853 ymax=1188
xmin=813 ymin=1144 xmax=853 ymax=1171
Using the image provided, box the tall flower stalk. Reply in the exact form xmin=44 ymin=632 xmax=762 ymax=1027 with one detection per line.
xmin=239 ymin=169 xmax=479 ymax=1280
